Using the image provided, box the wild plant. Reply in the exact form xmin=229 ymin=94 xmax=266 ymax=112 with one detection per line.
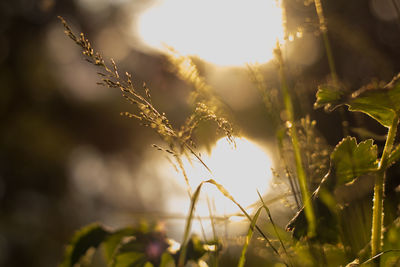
xmin=57 ymin=0 xmax=400 ymax=264
xmin=282 ymin=1 xmax=400 ymax=266
xmin=57 ymin=16 xmax=287 ymax=267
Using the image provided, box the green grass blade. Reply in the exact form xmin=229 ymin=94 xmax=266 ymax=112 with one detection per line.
xmin=177 ymin=179 xmax=286 ymax=266
xmin=257 ymin=191 xmax=292 ymax=266
xmin=204 ymin=179 xmax=283 ymax=260
xmin=237 ymin=206 xmax=263 ymax=267
xmin=361 ymin=249 xmax=400 ymax=265
xmin=178 ymin=181 xmax=205 ymax=267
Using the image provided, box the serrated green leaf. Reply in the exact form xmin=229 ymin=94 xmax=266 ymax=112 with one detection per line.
xmin=314 ymin=84 xmax=344 ymax=111
xmin=287 ymin=137 xmax=379 ymax=243
xmin=331 ymin=137 xmax=378 ymax=185
xmin=315 ymin=74 xmax=400 ymax=127
xmin=347 ymin=79 xmax=400 ymax=127
xmin=60 ymin=223 xmax=111 ymax=267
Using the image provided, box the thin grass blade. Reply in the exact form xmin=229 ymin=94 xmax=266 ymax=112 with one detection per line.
xmin=204 ymin=179 xmax=283 ymax=261
xmin=257 ymin=191 xmax=292 ymax=266
xmin=178 ymin=181 xmax=205 ymax=267
xmin=238 ymin=206 xmax=263 ymax=267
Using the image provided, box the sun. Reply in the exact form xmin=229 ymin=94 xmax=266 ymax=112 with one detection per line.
xmin=165 ymin=137 xmax=274 ymax=217
xmin=202 ymin=137 xmax=273 ymax=212
xmin=136 ymin=0 xmax=284 ymax=66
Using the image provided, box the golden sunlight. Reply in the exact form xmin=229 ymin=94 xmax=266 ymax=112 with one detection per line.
xmin=165 ymin=138 xmax=273 ymax=219
xmin=136 ymin=0 xmax=284 ymax=66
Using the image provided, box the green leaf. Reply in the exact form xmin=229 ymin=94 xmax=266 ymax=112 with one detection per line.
xmin=347 ymin=78 xmax=400 ymax=127
xmin=315 ymin=74 xmax=400 ymax=127
xmin=287 ymin=137 xmax=378 ymax=243
xmin=103 ymin=227 xmax=137 ymax=263
xmin=314 ymin=83 xmax=344 ymax=111
xmin=160 ymin=252 xmax=176 ymax=267
xmin=330 ymin=137 xmax=378 ymax=185
xmin=109 ymin=230 xmax=169 ymax=267
xmin=185 ymin=235 xmax=207 ymax=262
xmin=60 ymin=223 xmax=110 ymax=267
xmin=176 ymin=235 xmax=220 ymax=266
xmin=144 ymin=262 xmax=155 ymax=267
xmin=116 ymin=237 xmax=147 ymax=254
xmin=113 ymin=251 xmax=147 ymax=267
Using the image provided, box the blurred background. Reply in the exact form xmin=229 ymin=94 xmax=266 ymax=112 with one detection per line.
xmin=2 ymin=0 xmax=400 ymax=266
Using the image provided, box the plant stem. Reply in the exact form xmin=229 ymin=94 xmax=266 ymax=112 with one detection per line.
xmin=314 ymin=0 xmax=337 ymax=83
xmin=371 ymin=117 xmax=398 ymax=264
xmin=178 ymin=182 xmax=204 ymax=267
xmin=314 ymin=0 xmax=349 ymax=136
xmin=276 ymin=44 xmax=317 ymax=237
xmin=371 ymin=171 xmax=385 ymax=266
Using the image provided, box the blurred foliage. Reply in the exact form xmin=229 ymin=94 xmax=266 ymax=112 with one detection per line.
xmin=60 ymin=222 xmax=216 ymax=267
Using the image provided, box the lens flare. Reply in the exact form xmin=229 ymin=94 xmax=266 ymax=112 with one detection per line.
xmin=136 ymin=0 xmax=284 ymax=66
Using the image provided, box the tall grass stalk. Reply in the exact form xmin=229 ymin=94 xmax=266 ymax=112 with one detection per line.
xmin=371 ymin=117 xmax=399 ymax=264
xmin=178 ymin=181 xmax=203 ymax=267
xmin=247 ymin=64 xmax=302 ymax=210
xmin=275 ymin=43 xmax=317 ymax=237
xmin=237 ymin=207 xmax=263 ymax=267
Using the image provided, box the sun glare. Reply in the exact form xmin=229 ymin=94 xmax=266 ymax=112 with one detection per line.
xmin=136 ymin=0 xmax=284 ymax=66
xmin=164 ymin=138 xmax=273 ymax=222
